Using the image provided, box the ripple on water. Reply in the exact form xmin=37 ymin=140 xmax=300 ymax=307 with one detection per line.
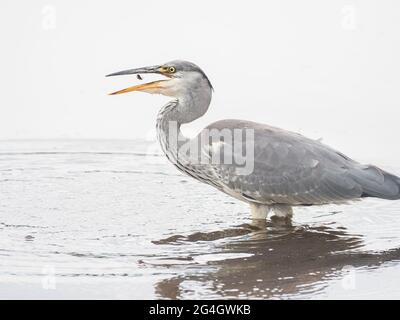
xmin=1 ymin=140 xmax=400 ymax=299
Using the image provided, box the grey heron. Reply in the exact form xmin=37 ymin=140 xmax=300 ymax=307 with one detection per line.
xmin=107 ymin=60 xmax=400 ymax=220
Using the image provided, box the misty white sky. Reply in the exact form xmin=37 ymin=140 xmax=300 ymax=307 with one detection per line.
xmin=1 ymin=0 xmax=400 ymax=164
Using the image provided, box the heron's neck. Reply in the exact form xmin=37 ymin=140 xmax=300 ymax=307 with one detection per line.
xmin=156 ymin=100 xmax=185 ymax=162
xmin=156 ymin=86 xmax=212 ymax=163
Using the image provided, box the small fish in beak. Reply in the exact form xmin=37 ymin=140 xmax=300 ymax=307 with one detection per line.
xmin=106 ymin=65 xmax=170 ymax=96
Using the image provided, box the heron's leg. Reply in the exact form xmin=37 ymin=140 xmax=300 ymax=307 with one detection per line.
xmin=270 ymin=204 xmax=293 ymax=223
xmin=250 ymin=204 xmax=270 ymax=220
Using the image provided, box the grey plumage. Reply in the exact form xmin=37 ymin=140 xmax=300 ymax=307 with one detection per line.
xmin=202 ymin=119 xmax=400 ymax=205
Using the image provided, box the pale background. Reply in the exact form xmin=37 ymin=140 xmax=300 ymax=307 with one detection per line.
xmin=1 ymin=0 xmax=399 ymax=165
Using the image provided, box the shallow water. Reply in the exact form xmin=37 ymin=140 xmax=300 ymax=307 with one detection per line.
xmin=1 ymin=139 xmax=400 ymax=299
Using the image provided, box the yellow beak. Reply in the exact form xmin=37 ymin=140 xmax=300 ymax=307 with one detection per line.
xmin=109 ymin=80 xmax=166 ymax=95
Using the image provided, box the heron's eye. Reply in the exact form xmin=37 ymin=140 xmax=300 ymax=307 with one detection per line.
xmin=168 ymin=66 xmax=176 ymax=73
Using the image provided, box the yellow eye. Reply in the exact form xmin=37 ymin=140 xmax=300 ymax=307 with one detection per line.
xmin=168 ymin=66 xmax=176 ymax=73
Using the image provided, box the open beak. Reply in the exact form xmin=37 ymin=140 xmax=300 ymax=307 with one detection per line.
xmin=106 ymin=65 xmax=166 ymax=95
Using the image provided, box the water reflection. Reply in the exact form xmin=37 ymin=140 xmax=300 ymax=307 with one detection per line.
xmin=153 ymin=220 xmax=400 ymax=299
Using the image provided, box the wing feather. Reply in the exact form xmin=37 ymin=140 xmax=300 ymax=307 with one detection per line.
xmin=200 ymin=120 xmax=368 ymax=205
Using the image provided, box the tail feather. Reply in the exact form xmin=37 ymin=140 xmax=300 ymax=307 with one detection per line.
xmin=352 ymin=165 xmax=400 ymax=200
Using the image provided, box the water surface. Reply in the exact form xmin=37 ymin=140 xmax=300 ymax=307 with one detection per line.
xmin=1 ymin=140 xmax=400 ymax=299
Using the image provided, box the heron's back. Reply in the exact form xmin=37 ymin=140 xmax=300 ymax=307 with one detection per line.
xmin=194 ymin=119 xmax=400 ymax=205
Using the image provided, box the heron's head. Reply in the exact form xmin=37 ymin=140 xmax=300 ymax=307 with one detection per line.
xmin=106 ymin=60 xmax=213 ymax=98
